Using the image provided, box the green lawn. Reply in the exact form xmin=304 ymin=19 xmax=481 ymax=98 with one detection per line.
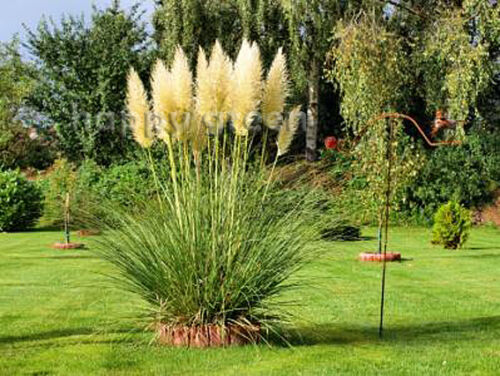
xmin=0 ymin=226 xmax=499 ymax=375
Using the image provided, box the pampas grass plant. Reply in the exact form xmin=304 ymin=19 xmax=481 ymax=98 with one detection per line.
xmin=95 ymin=40 xmax=312 ymax=346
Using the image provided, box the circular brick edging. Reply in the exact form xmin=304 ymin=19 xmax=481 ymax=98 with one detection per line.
xmin=156 ymin=323 xmax=260 ymax=348
xmin=52 ymin=242 xmax=85 ymax=250
xmin=359 ymin=252 xmax=401 ymax=262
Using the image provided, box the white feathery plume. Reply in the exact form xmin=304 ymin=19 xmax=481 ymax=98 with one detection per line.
xmin=277 ymin=106 xmax=302 ymax=156
xmin=231 ymin=40 xmax=263 ymax=136
xmin=196 ymin=41 xmax=233 ymax=133
xmin=170 ymin=46 xmax=193 ymax=140
xmin=151 ymin=59 xmax=175 ymax=140
xmin=126 ymin=68 xmax=153 ymax=148
xmin=262 ymin=48 xmax=290 ymax=129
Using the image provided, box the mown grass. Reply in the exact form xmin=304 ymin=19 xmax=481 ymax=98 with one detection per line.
xmin=0 ymin=226 xmax=499 ymax=375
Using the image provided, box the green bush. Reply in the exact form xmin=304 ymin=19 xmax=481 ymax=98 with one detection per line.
xmin=91 ymin=160 xmax=155 ymax=207
xmin=41 ymin=158 xmax=158 ymax=228
xmin=403 ymin=130 xmax=500 ymax=222
xmin=0 ymin=170 xmax=43 ymax=231
xmin=431 ymin=201 xmax=471 ymax=249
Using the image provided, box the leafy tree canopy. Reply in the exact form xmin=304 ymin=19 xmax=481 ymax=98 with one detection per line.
xmin=25 ymin=0 xmax=152 ymax=165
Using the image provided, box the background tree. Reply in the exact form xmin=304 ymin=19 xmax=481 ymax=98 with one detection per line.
xmin=327 ymin=13 xmax=423 ymax=245
xmin=25 ymin=1 xmax=151 ymax=165
xmin=236 ymin=0 xmax=290 ymax=66
xmin=153 ymin=0 xmax=289 ymax=67
xmin=279 ymin=0 xmax=375 ymax=161
xmin=0 ymin=38 xmax=54 ymax=170
xmin=326 ymin=1 xmax=499 ymax=223
xmin=415 ymin=6 xmax=493 ymax=125
xmin=279 ymin=0 xmax=338 ymax=161
xmin=153 ymin=0 xmax=242 ymax=66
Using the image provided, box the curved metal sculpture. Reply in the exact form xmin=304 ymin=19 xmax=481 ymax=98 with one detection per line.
xmin=354 ymin=112 xmax=463 ymax=148
xmin=355 ymin=112 xmax=463 ymax=338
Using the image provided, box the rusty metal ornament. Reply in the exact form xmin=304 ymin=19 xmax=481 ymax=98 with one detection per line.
xmin=351 ymin=112 xmax=463 ymax=149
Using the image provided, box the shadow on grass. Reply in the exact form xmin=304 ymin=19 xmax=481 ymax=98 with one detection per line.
xmin=9 ymin=255 xmax=96 ymax=260
xmin=0 ymin=328 xmax=95 ymax=344
xmin=460 ymin=252 xmax=500 ymax=258
xmin=2 ymin=317 xmax=498 ymax=349
xmin=0 ymin=327 xmax=142 ymax=346
xmin=323 ymin=236 xmax=376 ymax=243
xmin=278 ymin=315 xmax=500 ymax=347
xmin=25 ymin=226 xmax=62 ymax=233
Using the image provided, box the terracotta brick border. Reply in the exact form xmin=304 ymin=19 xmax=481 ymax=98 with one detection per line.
xmin=156 ymin=323 xmax=260 ymax=347
xmin=51 ymin=242 xmax=85 ymax=250
xmin=359 ymin=252 xmax=401 ymax=262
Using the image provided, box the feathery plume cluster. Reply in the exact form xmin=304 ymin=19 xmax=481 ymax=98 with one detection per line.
xmin=151 ymin=60 xmax=174 ymax=140
xmin=150 ymin=48 xmax=193 ymax=141
xmin=277 ymin=106 xmax=302 ymax=156
xmin=126 ymin=40 xmax=298 ymax=156
xmin=170 ymin=47 xmax=193 ymax=140
xmin=262 ymin=48 xmax=289 ymax=130
xmin=126 ymin=68 xmax=153 ymax=148
xmin=196 ymin=41 xmax=233 ymax=132
xmin=231 ymin=40 xmax=263 ymax=136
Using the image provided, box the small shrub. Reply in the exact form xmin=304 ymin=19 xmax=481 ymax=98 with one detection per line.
xmin=0 ymin=170 xmax=43 ymax=231
xmin=431 ymin=201 xmax=471 ymax=249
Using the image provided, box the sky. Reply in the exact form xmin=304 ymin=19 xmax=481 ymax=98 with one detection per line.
xmin=0 ymin=0 xmax=154 ymax=42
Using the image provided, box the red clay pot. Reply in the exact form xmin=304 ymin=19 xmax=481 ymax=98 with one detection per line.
xmin=359 ymin=252 xmax=401 ymax=262
xmin=52 ymin=242 xmax=85 ymax=250
xmin=156 ymin=323 xmax=260 ymax=348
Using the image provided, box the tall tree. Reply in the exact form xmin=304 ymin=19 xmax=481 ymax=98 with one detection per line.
xmin=0 ymin=39 xmax=32 ymax=158
xmin=236 ymin=0 xmax=289 ymax=66
xmin=280 ymin=1 xmax=366 ymax=160
xmin=25 ymin=1 xmax=151 ymax=165
xmin=154 ymin=0 xmax=288 ymax=68
xmin=153 ymin=0 xmax=242 ymax=66
xmin=0 ymin=39 xmax=54 ymax=170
